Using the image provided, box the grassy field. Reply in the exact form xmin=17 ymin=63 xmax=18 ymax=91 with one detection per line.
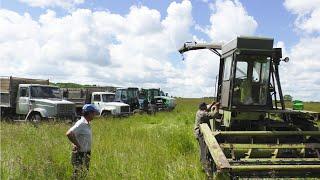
xmin=285 ymin=101 xmax=320 ymax=112
xmin=1 ymin=99 xmax=319 ymax=179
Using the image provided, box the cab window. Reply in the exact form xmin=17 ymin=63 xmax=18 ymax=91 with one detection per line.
xmin=93 ymin=94 xmax=101 ymax=102
xmin=121 ymin=91 xmax=127 ymax=100
xmin=20 ymin=87 xmax=29 ymax=97
xmin=235 ymin=61 xmax=248 ymax=79
xmin=115 ymin=91 xmax=121 ymax=100
xmin=223 ymin=56 xmax=232 ymax=80
xmin=233 ymin=55 xmax=270 ymax=105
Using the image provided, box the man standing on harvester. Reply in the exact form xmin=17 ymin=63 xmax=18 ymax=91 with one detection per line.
xmin=194 ymin=101 xmax=220 ymax=177
xmin=66 ymin=104 xmax=99 ymax=179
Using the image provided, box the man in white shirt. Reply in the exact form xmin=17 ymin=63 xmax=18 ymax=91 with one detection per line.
xmin=66 ymin=104 xmax=99 ymax=179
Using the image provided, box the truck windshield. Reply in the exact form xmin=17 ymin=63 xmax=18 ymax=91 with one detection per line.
xmin=233 ymin=55 xmax=270 ymax=105
xmin=30 ymin=86 xmax=62 ymax=99
xmin=127 ymin=89 xmax=138 ymax=99
xmin=149 ymin=89 xmax=160 ymax=98
xmin=102 ymin=94 xmax=115 ymax=102
xmin=139 ymin=92 xmax=146 ymax=99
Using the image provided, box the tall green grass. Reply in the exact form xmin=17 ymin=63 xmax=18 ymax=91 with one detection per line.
xmin=1 ymin=98 xmax=209 ymax=179
xmin=1 ymin=99 xmax=319 ymax=179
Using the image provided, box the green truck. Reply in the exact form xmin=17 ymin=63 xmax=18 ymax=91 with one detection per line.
xmin=140 ymin=88 xmax=176 ymax=111
xmin=115 ymin=87 xmax=140 ymax=112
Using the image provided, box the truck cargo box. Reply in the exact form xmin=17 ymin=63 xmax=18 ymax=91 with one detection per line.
xmin=61 ymin=86 xmax=117 ymax=107
xmin=0 ymin=76 xmax=49 ymax=108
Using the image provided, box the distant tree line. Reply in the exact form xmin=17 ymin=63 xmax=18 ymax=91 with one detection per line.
xmin=50 ymin=82 xmax=97 ymax=88
xmin=284 ymin=94 xmax=293 ymax=101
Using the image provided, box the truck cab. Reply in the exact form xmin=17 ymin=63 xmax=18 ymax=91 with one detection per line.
xmin=91 ymin=92 xmax=130 ymax=117
xmin=157 ymin=90 xmax=176 ymax=111
xmin=140 ymin=88 xmax=176 ymax=111
xmin=115 ymin=88 xmax=140 ymax=111
xmin=17 ymin=84 xmax=75 ymax=120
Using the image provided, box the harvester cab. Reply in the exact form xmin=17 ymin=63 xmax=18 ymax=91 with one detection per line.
xmin=179 ymin=36 xmax=320 ymax=179
xmin=180 ymin=37 xmax=286 ymax=113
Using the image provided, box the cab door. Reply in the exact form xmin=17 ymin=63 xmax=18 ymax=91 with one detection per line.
xmin=221 ymin=55 xmax=233 ymax=108
xmin=92 ymin=94 xmax=102 ymax=112
xmin=17 ymin=87 xmax=30 ymax=114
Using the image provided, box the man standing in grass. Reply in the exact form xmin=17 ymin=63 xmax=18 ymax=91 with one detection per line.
xmin=194 ymin=101 xmax=220 ymax=177
xmin=66 ymin=104 xmax=99 ymax=179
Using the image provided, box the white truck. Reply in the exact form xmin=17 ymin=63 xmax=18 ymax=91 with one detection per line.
xmin=0 ymin=76 xmax=76 ymax=121
xmin=91 ymin=92 xmax=130 ymax=117
xmin=62 ymin=88 xmax=130 ymax=117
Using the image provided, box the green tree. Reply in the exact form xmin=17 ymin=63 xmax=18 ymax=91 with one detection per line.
xmin=284 ymin=94 xmax=293 ymax=101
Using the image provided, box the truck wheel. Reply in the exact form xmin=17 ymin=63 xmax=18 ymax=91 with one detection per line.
xmin=133 ymin=109 xmax=141 ymax=114
xmin=101 ymin=111 xmax=111 ymax=118
xmin=30 ymin=113 xmax=42 ymax=123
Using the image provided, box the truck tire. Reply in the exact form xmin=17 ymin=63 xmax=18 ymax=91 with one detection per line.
xmin=101 ymin=111 xmax=111 ymax=118
xmin=29 ymin=113 xmax=42 ymax=123
xmin=133 ymin=109 xmax=141 ymax=114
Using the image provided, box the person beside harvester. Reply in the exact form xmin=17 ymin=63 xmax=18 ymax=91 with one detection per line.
xmin=194 ymin=101 xmax=220 ymax=177
xmin=66 ymin=104 xmax=99 ymax=179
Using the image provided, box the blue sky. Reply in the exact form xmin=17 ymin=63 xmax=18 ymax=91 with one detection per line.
xmin=1 ymin=0 xmax=319 ymax=100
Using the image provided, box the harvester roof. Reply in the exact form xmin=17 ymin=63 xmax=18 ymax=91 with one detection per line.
xmin=222 ymin=36 xmax=274 ymax=55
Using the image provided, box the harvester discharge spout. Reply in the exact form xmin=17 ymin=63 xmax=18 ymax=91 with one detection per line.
xmin=178 ymin=42 xmax=222 ymax=56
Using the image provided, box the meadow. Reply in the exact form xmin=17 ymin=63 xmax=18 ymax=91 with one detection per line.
xmin=1 ymin=99 xmax=319 ymax=179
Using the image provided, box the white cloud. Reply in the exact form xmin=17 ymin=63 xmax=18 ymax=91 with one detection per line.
xmin=170 ymin=0 xmax=259 ymax=97
xmin=277 ymin=40 xmax=320 ymax=101
xmin=162 ymin=0 xmax=193 ymax=49
xmin=176 ymin=49 xmax=220 ymax=96
xmin=281 ymin=0 xmax=320 ymax=101
xmin=284 ymin=0 xmax=320 ymax=15
xmin=284 ymin=0 xmax=320 ymax=33
xmin=1 ymin=1 xmax=204 ymax=97
xmin=204 ymin=0 xmax=258 ymax=42
xmin=19 ymin=0 xmax=85 ymax=9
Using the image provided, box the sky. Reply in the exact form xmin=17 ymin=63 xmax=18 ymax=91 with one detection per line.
xmin=0 ymin=0 xmax=319 ymax=101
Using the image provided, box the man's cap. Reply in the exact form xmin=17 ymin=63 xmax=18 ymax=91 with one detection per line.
xmin=82 ymin=104 xmax=99 ymax=113
xmin=199 ymin=102 xmax=207 ymax=109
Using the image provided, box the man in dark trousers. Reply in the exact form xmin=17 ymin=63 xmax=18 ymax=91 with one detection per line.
xmin=194 ymin=101 xmax=220 ymax=177
xmin=66 ymin=104 xmax=99 ymax=179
